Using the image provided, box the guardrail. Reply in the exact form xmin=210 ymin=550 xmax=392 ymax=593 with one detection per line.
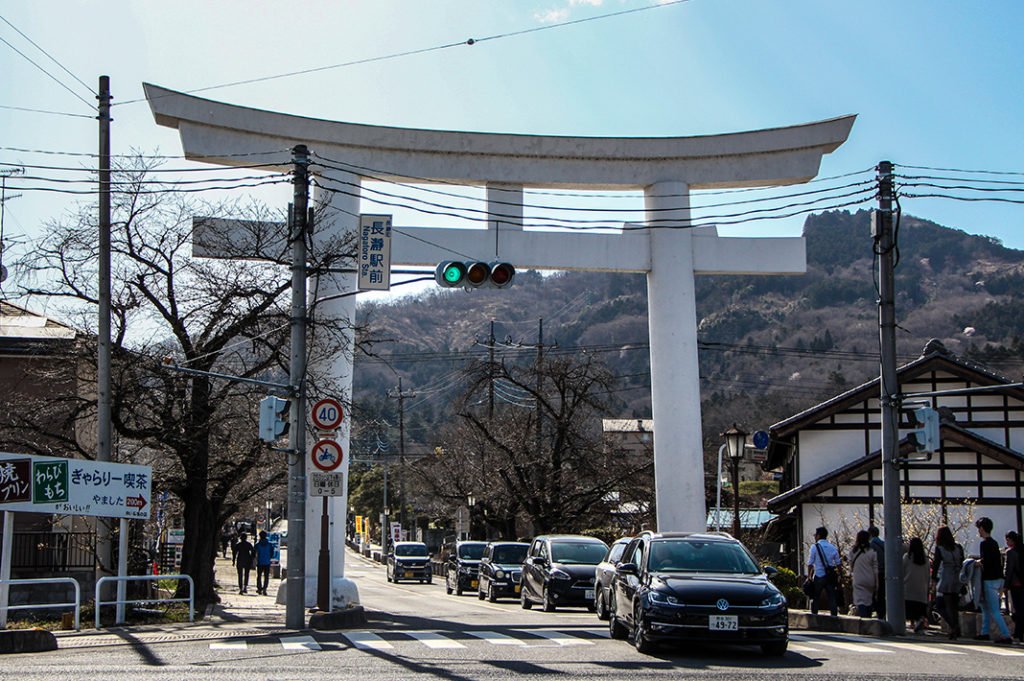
xmin=94 ymin=574 xmax=193 ymax=629
xmin=0 ymin=577 xmax=81 ymax=630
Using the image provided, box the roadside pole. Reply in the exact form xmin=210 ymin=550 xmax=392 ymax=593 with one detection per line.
xmin=875 ymin=160 xmax=906 ymax=635
xmin=96 ymin=75 xmax=113 ymax=583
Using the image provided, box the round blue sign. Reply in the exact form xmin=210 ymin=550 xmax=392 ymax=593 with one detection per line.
xmin=752 ymin=430 xmax=770 ymax=449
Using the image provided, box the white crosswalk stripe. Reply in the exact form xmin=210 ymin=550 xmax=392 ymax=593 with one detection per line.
xmin=795 ymin=639 xmax=894 ymax=654
xmin=955 ymin=643 xmax=1024 ymax=657
xmin=406 ymin=632 xmax=466 ymax=649
xmin=875 ymin=640 xmax=965 ymax=655
xmin=281 ymin=635 xmax=321 ymax=651
xmin=343 ymin=631 xmax=394 ymax=650
xmin=466 ymin=630 xmax=528 ymax=646
xmin=513 ymin=630 xmax=595 ymax=646
xmin=209 ymin=639 xmax=248 ymax=650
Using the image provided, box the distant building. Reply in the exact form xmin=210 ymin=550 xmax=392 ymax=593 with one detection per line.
xmin=765 ymin=340 xmax=1024 ymax=572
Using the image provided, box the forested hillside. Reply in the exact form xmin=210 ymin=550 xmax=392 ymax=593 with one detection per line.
xmin=351 ymin=209 xmax=1024 ymax=461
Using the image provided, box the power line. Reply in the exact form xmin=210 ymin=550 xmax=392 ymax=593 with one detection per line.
xmin=0 ymin=33 xmax=95 ymax=112
xmin=0 ymin=14 xmax=93 ymax=93
xmin=0 ymin=103 xmax=94 ymax=119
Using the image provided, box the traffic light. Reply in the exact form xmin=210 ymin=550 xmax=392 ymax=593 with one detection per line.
xmin=259 ymin=396 xmax=290 ymax=442
xmin=434 ymin=261 xmax=515 ymax=289
xmin=909 ymin=406 xmax=940 ymax=453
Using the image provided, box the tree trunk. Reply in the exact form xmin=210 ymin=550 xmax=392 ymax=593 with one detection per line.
xmin=177 ymin=484 xmax=220 ymax=609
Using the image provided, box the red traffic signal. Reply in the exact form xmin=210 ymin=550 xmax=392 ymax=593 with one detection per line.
xmin=434 ymin=261 xmax=515 ymax=289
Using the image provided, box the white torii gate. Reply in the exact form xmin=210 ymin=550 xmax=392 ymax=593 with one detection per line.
xmin=145 ymin=83 xmax=854 ymax=607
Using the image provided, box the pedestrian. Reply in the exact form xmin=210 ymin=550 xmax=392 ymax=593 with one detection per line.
xmin=904 ymin=537 xmax=930 ymax=633
xmin=230 ymin=526 xmax=239 ymax=566
xmin=220 ymin=530 xmax=230 ymax=559
xmin=931 ymin=526 xmax=964 ymax=639
xmin=849 ymin=530 xmax=878 ymax=618
xmin=869 ymin=526 xmax=886 ymax=620
xmin=254 ymin=530 xmax=273 ymax=596
xmin=234 ymin=531 xmax=255 ymax=594
xmin=1005 ymin=530 xmax=1024 ymax=642
xmin=807 ymin=526 xmax=841 ymax=617
xmin=974 ymin=517 xmax=1012 ymax=643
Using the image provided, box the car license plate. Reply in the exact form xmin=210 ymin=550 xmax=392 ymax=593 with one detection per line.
xmin=471 ymin=580 xmax=479 ymax=588
xmin=585 ymin=589 xmax=595 ymax=600
xmin=404 ymin=571 xmax=414 ymax=578
xmin=709 ymin=615 xmax=738 ymax=631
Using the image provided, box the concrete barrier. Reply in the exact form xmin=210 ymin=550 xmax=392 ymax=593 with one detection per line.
xmin=308 ymin=605 xmax=367 ymax=630
xmin=0 ymin=629 xmax=58 ymax=654
xmin=789 ymin=610 xmax=893 ymax=637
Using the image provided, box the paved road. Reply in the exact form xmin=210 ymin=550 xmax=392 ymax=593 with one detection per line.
xmin=3 ymin=548 xmax=1024 ymax=680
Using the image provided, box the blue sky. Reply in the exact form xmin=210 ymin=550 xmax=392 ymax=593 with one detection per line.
xmin=2 ymin=0 xmax=1024 ymax=304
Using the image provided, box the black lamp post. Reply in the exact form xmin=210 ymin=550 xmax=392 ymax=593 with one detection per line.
xmin=722 ymin=424 xmax=747 ymax=537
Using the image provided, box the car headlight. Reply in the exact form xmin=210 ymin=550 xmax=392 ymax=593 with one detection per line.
xmin=647 ymin=590 xmax=679 ymax=605
xmin=550 ymin=570 xmax=572 ymax=581
xmin=761 ymin=591 xmax=786 ymax=608
xmin=494 ymin=569 xmax=505 ymax=579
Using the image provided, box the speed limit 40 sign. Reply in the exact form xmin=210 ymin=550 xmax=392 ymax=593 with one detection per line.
xmin=311 ymin=398 xmax=343 ymax=431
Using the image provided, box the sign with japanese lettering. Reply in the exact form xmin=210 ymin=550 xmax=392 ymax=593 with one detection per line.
xmin=0 ymin=452 xmax=152 ymax=519
xmin=0 ymin=459 xmax=32 ymax=503
xmin=358 ymin=214 xmax=392 ymax=291
xmin=309 ymin=471 xmax=344 ymax=497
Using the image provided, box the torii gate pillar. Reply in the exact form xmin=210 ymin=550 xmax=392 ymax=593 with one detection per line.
xmin=145 ymin=83 xmax=855 ymax=605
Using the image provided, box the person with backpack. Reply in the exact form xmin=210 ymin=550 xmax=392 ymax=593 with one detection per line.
xmin=807 ymin=526 xmax=842 ymax=617
xmin=931 ymin=525 xmax=964 ymax=639
xmin=234 ymin=531 xmax=255 ymax=594
xmin=849 ymin=530 xmax=878 ymax=618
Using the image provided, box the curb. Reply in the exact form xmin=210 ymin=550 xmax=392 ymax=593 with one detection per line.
xmin=789 ymin=610 xmax=893 ymax=636
xmin=0 ymin=629 xmax=58 ymax=654
xmin=308 ymin=605 xmax=367 ymax=630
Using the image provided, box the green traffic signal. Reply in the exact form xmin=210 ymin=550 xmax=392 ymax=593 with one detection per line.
xmin=434 ymin=261 xmax=515 ymax=289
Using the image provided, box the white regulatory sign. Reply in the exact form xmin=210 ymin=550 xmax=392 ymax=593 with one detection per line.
xmin=310 ymin=471 xmax=344 ymax=497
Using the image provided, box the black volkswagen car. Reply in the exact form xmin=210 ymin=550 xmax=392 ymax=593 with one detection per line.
xmin=607 ymin=532 xmax=788 ymax=656
xmin=444 ymin=540 xmax=487 ymax=595
xmin=520 ymin=535 xmax=608 ymax=612
xmin=594 ymin=536 xmax=631 ymax=620
xmin=477 ymin=541 xmax=529 ymax=602
xmin=386 ymin=541 xmax=432 ymax=584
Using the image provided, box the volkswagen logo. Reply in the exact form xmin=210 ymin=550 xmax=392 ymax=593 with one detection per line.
xmin=716 ymin=598 xmax=729 ymax=611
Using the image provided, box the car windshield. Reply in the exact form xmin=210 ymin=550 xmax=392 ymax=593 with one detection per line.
xmin=648 ymin=540 xmax=759 ymax=574
xmin=492 ymin=545 xmax=528 ymax=564
xmin=551 ymin=541 xmax=608 ymax=565
xmin=458 ymin=543 xmax=486 ymax=560
xmin=395 ymin=544 xmax=428 ymax=558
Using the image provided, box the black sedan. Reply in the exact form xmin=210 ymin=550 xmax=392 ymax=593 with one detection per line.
xmin=521 ymin=534 xmax=608 ymax=612
xmin=607 ymin=531 xmax=788 ymax=656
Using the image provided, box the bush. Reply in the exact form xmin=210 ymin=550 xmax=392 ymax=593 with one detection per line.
xmin=764 ymin=563 xmax=806 ymax=609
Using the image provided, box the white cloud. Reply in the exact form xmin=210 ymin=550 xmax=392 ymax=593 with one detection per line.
xmin=535 ymin=7 xmax=571 ymax=23
xmin=570 ymin=0 xmax=604 ymax=5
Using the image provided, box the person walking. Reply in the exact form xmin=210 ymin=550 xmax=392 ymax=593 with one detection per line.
xmin=234 ymin=531 xmax=255 ymax=594
xmin=904 ymin=537 xmax=931 ymax=633
xmin=869 ymin=526 xmax=886 ymax=620
xmin=1005 ymin=530 xmax=1024 ymax=642
xmin=974 ymin=517 xmax=1012 ymax=643
xmin=931 ymin=525 xmax=964 ymax=639
xmin=807 ymin=526 xmax=842 ymax=617
xmin=254 ymin=530 xmax=274 ymax=596
xmin=849 ymin=530 xmax=878 ymax=618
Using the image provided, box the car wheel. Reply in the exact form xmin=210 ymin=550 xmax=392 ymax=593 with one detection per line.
xmin=455 ymin=581 xmax=463 ymax=596
xmin=632 ymin=607 xmax=655 ymax=654
xmin=596 ymin=589 xmax=609 ymax=620
xmin=542 ymin=586 xmax=556 ymax=612
xmin=386 ymin=568 xmax=392 ymax=583
xmin=761 ymin=640 xmax=788 ymax=657
xmin=521 ymin=589 xmax=533 ymax=609
xmin=477 ymin=584 xmax=485 ymax=600
xmin=426 ymin=575 xmax=432 ymax=584
xmin=445 ymin=575 xmax=453 ymax=595
xmin=608 ymin=596 xmax=628 ymax=640
xmin=487 ymin=583 xmax=498 ymax=603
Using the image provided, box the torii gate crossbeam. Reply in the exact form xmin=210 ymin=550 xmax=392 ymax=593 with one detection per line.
xmin=145 ymin=83 xmax=854 ymax=610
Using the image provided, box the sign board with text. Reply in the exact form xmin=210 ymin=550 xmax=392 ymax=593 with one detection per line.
xmin=358 ymin=214 xmax=392 ymax=291
xmin=0 ymin=452 xmax=152 ymax=519
xmin=309 ymin=471 xmax=344 ymax=497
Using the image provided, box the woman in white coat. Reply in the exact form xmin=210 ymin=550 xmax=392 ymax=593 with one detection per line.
xmin=849 ymin=529 xmax=879 ymax=617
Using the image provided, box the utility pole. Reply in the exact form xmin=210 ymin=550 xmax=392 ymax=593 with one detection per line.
xmin=875 ymin=160 xmax=906 ymax=635
xmin=387 ymin=378 xmax=415 ymax=534
xmin=535 ymin=318 xmax=543 ymax=451
xmin=286 ymin=144 xmax=310 ymax=629
xmin=488 ymin=320 xmax=495 ymax=419
xmin=0 ymin=167 xmax=23 ymax=290
xmin=96 ymin=76 xmax=115 ymax=594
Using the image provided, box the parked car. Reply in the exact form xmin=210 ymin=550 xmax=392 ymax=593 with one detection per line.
xmin=477 ymin=541 xmax=529 ymax=602
xmin=607 ymin=531 xmax=788 ymax=656
xmin=594 ymin=536 xmax=632 ymax=620
xmin=443 ymin=540 xmax=488 ymax=595
xmin=386 ymin=541 xmax=433 ymax=584
xmin=520 ymin=534 xmax=608 ymax=612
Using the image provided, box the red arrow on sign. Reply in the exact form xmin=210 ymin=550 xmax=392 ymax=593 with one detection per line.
xmin=126 ymin=495 xmax=147 ymax=509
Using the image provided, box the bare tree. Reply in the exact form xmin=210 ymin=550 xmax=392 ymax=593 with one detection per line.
xmin=4 ymin=157 xmax=357 ymax=608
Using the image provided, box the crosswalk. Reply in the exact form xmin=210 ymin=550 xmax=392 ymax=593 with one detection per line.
xmin=207 ymin=628 xmax=1024 ymax=659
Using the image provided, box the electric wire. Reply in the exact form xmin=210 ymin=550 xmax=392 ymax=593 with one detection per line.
xmin=0 ymin=14 xmax=93 ymax=93
xmin=0 ymin=145 xmax=292 ymax=160
xmin=0 ymin=34 xmax=96 ymax=112
xmin=0 ymin=104 xmax=94 ymax=119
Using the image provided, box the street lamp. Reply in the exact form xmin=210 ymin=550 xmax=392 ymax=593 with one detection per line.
xmin=721 ymin=424 xmax=747 ymax=537
xmin=466 ymin=494 xmax=476 ymax=540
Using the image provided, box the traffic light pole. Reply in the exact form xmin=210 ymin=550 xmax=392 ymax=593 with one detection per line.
xmin=875 ymin=160 xmax=906 ymax=636
xmin=286 ymin=145 xmax=310 ymax=630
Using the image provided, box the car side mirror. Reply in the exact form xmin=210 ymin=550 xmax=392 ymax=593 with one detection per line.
xmin=531 ymin=556 xmax=546 ymax=566
xmin=764 ymin=566 xmax=778 ymax=578
xmin=616 ymin=562 xmax=638 ymax=576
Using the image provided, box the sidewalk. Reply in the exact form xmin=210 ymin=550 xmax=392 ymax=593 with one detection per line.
xmin=50 ymin=555 xmax=291 ymax=649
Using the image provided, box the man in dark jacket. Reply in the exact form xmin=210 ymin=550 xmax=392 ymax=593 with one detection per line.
xmin=975 ymin=517 xmax=1012 ymax=643
xmin=869 ymin=526 xmax=886 ymax=619
xmin=254 ymin=530 xmax=274 ymax=596
xmin=234 ymin=532 xmax=255 ymax=594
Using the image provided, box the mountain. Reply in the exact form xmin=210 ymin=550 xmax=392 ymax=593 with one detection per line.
xmin=352 ymin=210 xmax=1024 ymax=455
